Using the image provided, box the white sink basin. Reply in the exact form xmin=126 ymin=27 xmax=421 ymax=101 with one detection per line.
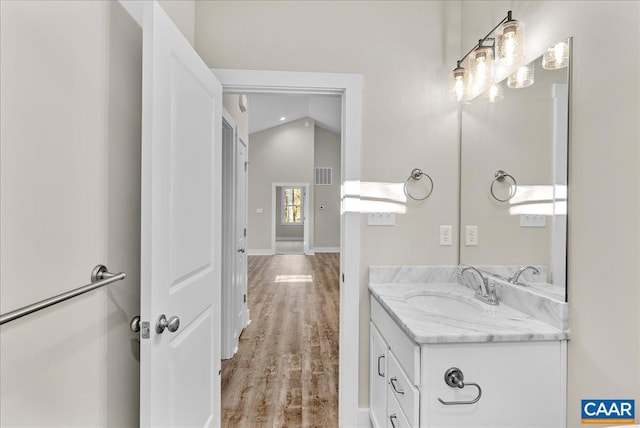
xmin=405 ymin=293 xmax=484 ymax=315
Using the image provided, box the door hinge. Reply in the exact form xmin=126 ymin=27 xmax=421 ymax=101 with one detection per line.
xmin=140 ymin=321 xmax=150 ymax=339
xmin=244 ymin=228 xmax=247 ymax=237
xmin=244 ymin=161 xmax=249 ymax=172
xmin=244 ymin=294 xmax=247 ymax=303
xmin=342 ymin=273 xmax=345 ymax=282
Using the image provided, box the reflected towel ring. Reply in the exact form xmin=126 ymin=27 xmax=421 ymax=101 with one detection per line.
xmin=490 ymin=170 xmax=517 ymax=202
xmin=404 ymin=168 xmax=434 ymax=201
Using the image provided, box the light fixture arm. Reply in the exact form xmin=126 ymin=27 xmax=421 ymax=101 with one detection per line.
xmin=455 ymin=10 xmax=513 ymax=66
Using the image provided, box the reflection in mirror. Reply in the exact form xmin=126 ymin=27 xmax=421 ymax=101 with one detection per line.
xmin=459 ymin=38 xmax=571 ymax=302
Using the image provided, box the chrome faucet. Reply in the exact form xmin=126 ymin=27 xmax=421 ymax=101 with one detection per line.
xmin=458 ymin=266 xmax=499 ymax=305
xmin=509 ymin=265 xmax=540 ymax=285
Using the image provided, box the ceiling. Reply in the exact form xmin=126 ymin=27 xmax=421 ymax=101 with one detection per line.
xmin=246 ymin=93 xmax=342 ymax=135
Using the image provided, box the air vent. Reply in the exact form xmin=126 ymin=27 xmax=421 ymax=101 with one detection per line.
xmin=315 ymin=167 xmax=332 ymax=186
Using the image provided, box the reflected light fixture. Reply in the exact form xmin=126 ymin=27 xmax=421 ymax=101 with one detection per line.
xmin=484 ymin=83 xmax=504 ymax=103
xmin=449 ymin=10 xmax=525 ymax=101
xmin=542 ymin=40 xmax=570 ymax=70
xmin=279 ymin=116 xmax=286 ymax=121
xmin=507 ymin=62 xmax=535 ymax=88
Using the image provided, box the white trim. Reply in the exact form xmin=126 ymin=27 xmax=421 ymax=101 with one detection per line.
xmin=214 ymin=69 xmax=362 ymax=427
xmin=271 ymin=182 xmax=310 ymax=255
xmin=276 ymin=237 xmax=304 ymax=242
xmin=247 ymin=249 xmax=275 ymax=256
xmin=313 ymin=247 xmax=340 ymax=253
xmin=359 ymin=408 xmax=372 ymax=428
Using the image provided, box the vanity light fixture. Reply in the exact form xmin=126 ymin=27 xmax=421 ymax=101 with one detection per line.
xmin=507 ymin=62 xmax=535 ymax=89
xmin=542 ymin=40 xmax=570 ymax=70
xmin=484 ymin=83 xmax=504 ymax=103
xmin=495 ymin=11 xmax=525 ymax=66
xmin=449 ymin=10 xmax=525 ymax=101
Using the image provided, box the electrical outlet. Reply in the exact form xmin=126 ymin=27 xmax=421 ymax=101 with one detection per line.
xmin=465 ymin=225 xmax=478 ymax=246
xmin=439 ymin=225 xmax=453 ymax=246
xmin=367 ymin=213 xmax=396 ymax=226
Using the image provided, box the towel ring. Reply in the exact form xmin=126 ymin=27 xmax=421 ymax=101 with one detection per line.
xmin=490 ymin=170 xmax=517 ymax=202
xmin=404 ymin=168 xmax=434 ymax=201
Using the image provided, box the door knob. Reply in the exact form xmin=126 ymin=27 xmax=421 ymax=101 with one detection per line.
xmin=156 ymin=314 xmax=180 ymax=334
xmin=130 ymin=315 xmax=141 ymax=333
xmin=238 ymin=248 xmax=245 ymax=253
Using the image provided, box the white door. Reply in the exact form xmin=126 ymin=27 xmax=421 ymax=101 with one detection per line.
xmin=140 ymin=2 xmax=221 ymax=427
xmin=235 ymin=136 xmax=249 ymax=329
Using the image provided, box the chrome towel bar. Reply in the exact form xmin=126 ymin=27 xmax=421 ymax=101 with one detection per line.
xmin=0 ymin=265 xmax=126 ymax=326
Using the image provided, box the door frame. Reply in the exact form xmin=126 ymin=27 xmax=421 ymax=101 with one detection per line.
xmin=213 ymin=69 xmax=362 ymax=426
xmin=272 ymin=183 xmax=310 ymax=255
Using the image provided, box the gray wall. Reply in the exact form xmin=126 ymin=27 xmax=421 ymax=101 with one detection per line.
xmin=314 ymin=126 xmax=341 ymax=249
xmin=247 ymin=118 xmax=315 ymax=251
xmin=0 ymin=1 xmax=194 ymax=426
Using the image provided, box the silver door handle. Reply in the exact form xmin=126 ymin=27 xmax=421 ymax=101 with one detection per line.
xmin=237 ymin=248 xmax=245 ymax=253
xmin=377 ymin=354 xmax=385 ymax=377
xmin=156 ymin=314 xmax=180 ymax=334
xmin=130 ymin=315 xmax=141 ymax=333
xmin=389 ymin=414 xmax=398 ymax=428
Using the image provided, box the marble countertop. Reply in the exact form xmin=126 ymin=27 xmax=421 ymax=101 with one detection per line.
xmin=370 ymin=282 xmax=570 ymax=344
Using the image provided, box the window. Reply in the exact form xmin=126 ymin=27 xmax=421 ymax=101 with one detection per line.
xmin=281 ymin=187 xmax=303 ymax=224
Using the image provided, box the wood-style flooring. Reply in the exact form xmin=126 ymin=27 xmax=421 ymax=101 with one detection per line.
xmin=221 ymin=253 xmax=340 ymax=427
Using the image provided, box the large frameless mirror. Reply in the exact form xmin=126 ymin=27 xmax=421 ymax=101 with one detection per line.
xmin=459 ymin=38 xmax=571 ymax=302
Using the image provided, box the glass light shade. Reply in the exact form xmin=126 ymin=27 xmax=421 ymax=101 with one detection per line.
xmin=542 ymin=41 xmax=569 ymax=70
xmin=484 ymin=83 xmax=504 ymax=103
xmin=496 ymin=19 xmax=525 ymax=66
xmin=507 ymin=62 xmax=535 ymax=88
xmin=469 ymin=45 xmax=494 ymax=94
xmin=449 ymin=66 xmax=467 ymax=101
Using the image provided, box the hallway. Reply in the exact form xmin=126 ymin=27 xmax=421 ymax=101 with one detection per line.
xmin=221 ymin=253 xmax=340 ymax=427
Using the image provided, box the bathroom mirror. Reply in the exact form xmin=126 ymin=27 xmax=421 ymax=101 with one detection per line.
xmin=459 ymin=38 xmax=571 ymax=302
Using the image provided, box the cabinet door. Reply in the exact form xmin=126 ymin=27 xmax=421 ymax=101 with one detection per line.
xmin=370 ymin=322 xmax=388 ymax=428
xmin=422 ymin=341 xmax=564 ymax=428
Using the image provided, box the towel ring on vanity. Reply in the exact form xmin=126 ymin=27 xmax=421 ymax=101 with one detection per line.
xmin=437 ymin=367 xmax=482 ymax=405
xmin=490 ymin=169 xmax=517 ymax=202
xmin=404 ymin=168 xmax=434 ymax=201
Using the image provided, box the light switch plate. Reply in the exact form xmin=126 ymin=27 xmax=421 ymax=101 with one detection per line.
xmin=367 ymin=213 xmax=396 ymax=226
xmin=256 ymin=208 xmax=263 ymax=214
xmin=465 ymin=225 xmax=478 ymax=246
xmin=520 ymin=214 xmax=546 ymax=227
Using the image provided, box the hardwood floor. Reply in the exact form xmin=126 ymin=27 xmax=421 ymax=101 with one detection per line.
xmin=221 ymin=253 xmax=340 ymax=427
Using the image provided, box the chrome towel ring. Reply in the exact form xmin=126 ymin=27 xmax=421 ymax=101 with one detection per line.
xmin=404 ymin=168 xmax=434 ymax=201
xmin=490 ymin=170 xmax=517 ymax=202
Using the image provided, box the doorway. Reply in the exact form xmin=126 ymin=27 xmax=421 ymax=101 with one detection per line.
xmin=273 ymin=183 xmax=310 ymax=255
xmin=214 ymin=69 xmax=362 ymax=426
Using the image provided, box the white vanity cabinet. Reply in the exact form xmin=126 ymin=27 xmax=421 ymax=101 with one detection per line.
xmin=370 ymin=296 xmax=567 ymax=428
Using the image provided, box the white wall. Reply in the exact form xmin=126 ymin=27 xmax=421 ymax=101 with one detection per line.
xmin=247 ymin=118 xmax=316 ymax=251
xmin=462 ymin=2 xmax=640 ymax=427
xmin=0 ymin=1 xmax=195 ymax=426
xmin=314 ymin=126 xmax=341 ymax=249
xmin=195 ymin=0 xmax=461 ymax=406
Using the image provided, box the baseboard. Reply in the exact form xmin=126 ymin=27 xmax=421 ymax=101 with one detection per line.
xmin=275 ymin=237 xmax=304 ymax=241
xmin=313 ymin=247 xmax=340 ymax=253
xmin=359 ymin=408 xmax=371 ymax=427
xmin=247 ymin=249 xmax=275 ymax=256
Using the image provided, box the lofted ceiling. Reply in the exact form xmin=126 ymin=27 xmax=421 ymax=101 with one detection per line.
xmin=246 ymin=93 xmax=342 ymax=135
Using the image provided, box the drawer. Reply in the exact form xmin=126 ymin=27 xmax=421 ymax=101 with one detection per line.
xmin=387 ymin=350 xmax=419 ymax=426
xmin=387 ymin=387 xmax=412 ymax=428
xmin=371 ymin=296 xmax=420 ymax=384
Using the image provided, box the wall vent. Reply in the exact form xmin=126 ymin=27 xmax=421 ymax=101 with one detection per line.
xmin=315 ymin=167 xmax=332 ymax=185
